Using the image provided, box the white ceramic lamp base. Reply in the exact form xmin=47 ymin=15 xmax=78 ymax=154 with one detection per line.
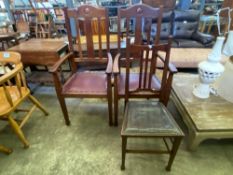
xmin=193 ymin=83 xmax=210 ymax=99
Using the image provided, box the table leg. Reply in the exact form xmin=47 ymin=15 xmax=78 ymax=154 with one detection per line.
xmin=188 ymin=130 xmax=205 ymax=151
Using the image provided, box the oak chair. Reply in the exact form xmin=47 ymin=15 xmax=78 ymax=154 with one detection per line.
xmin=50 ymin=5 xmax=113 ymax=126
xmin=0 ymin=52 xmax=48 ymax=148
xmin=114 ymin=4 xmax=163 ymax=125
xmin=116 ymin=43 xmax=184 ymax=171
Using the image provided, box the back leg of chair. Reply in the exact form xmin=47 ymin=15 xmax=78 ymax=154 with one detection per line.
xmin=121 ymin=136 xmax=127 ymax=170
xmin=107 ymin=79 xmax=113 ymax=126
xmin=8 ymin=115 xmax=29 ymax=148
xmin=0 ymin=145 xmax=13 ymax=154
xmin=166 ymin=137 xmax=183 ymax=171
xmin=28 ymin=95 xmax=49 ymax=116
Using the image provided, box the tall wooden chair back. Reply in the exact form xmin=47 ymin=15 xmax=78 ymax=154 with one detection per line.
xmin=35 ymin=10 xmax=53 ymax=38
xmin=13 ymin=10 xmax=30 ymax=34
xmin=124 ymin=38 xmax=173 ymax=105
xmin=117 ymin=4 xmax=163 ymax=54
xmin=64 ymin=5 xmax=110 ymax=62
xmin=0 ymin=52 xmax=48 ymax=148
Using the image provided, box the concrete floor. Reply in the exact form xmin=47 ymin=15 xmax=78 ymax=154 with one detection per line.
xmin=0 ymin=86 xmax=233 ymax=175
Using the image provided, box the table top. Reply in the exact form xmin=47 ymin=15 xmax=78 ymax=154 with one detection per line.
xmin=8 ymin=39 xmax=68 ymax=53
xmin=160 ymin=48 xmax=228 ymax=68
xmin=0 ymin=32 xmax=19 ymax=40
xmin=172 ymin=74 xmax=233 ymax=131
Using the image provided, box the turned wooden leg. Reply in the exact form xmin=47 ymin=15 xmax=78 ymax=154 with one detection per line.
xmin=8 ymin=115 xmax=29 ymax=148
xmin=0 ymin=145 xmax=12 ymax=155
xmin=121 ymin=136 xmax=127 ymax=170
xmin=28 ymin=95 xmax=49 ymax=116
xmin=166 ymin=137 xmax=182 ymax=171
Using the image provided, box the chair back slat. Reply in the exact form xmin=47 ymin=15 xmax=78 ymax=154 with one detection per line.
xmin=15 ymin=73 xmax=23 ymax=97
xmin=64 ymin=5 xmax=110 ymax=61
xmin=97 ymin=17 xmax=103 ymax=58
xmin=3 ymin=84 xmax=14 ymax=107
xmin=125 ymin=39 xmax=172 ymax=102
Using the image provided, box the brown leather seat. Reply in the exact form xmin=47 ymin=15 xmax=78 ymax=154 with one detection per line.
xmin=63 ymin=72 xmax=108 ymax=96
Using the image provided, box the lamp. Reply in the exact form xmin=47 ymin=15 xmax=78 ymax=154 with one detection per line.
xmin=215 ymin=30 xmax=233 ymax=103
xmin=193 ymin=8 xmax=231 ymax=99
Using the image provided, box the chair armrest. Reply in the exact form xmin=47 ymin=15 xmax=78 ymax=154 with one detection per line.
xmin=157 ymin=54 xmax=178 ymax=73
xmin=49 ymin=52 xmax=74 ymax=73
xmin=168 ymin=62 xmax=178 ymax=74
xmin=106 ymin=52 xmax=113 ymax=74
xmin=191 ymin=31 xmax=214 ymax=45
xmin=113 ymin=53 xmax=121 ymax=74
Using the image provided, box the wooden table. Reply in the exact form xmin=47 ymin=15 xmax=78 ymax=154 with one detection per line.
xmin=171 ymin=74 xmax=233 ymax=150
xmin=158 ymin=48 xmax=228 ymax=69
xmin=8 ymin=39 xmax=68 ymax=66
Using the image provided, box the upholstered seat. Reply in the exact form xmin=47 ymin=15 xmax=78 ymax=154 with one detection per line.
xmin=122 ymin=101 xmax=183 ymax=136
xmin=63 ymin=72 xmax=108 ymax=96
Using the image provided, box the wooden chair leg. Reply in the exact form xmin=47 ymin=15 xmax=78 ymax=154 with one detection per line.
xmin=0 ymin=145 xmax=13 ymax=155
xmin=107 ymin=93 xmax=113 ymax=126
xmin=121 ymin=136 xmax=127 ymax=170
xmin=166 ymin=137 xmax=182 ymax=171
xmin=8 ymin=115 xmax=29 ymax=148
xmin=28 ymin=95 xmax=49 ymax=116
xmin=114 ymin=98 xmax=118 ymax=126
xmin=57 ymin=96 xmax=70 ymax=126
xmin=107 ymin=78 xmax=113 ymax=126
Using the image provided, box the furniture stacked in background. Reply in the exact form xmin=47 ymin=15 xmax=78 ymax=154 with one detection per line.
xmin=0 ymin=18 xmax=19 ymax=51
xmin=148 ymin=9 xmax=214 ymax=48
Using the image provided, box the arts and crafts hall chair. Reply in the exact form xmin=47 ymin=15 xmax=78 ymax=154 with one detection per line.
xmin=50 ymin=5 xmax=113 ymax=126
xmin=0 ymin=52 xmax=48 ymax=148
xmin=114 ymin=4 xmax=164 ymax=126
xmin=115 ymin=41 xmax=184 ymax=171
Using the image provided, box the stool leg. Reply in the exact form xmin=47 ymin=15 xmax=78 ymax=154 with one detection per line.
xmin=8 ymin=115 xmax=29 ymax=148
xmin=121 ymin=136 xmax=127 ymax=170
xmin=0 ymin=145 xmax=12 ymax=155
xmin=166 ymin=137 xmax=182 ymax=171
